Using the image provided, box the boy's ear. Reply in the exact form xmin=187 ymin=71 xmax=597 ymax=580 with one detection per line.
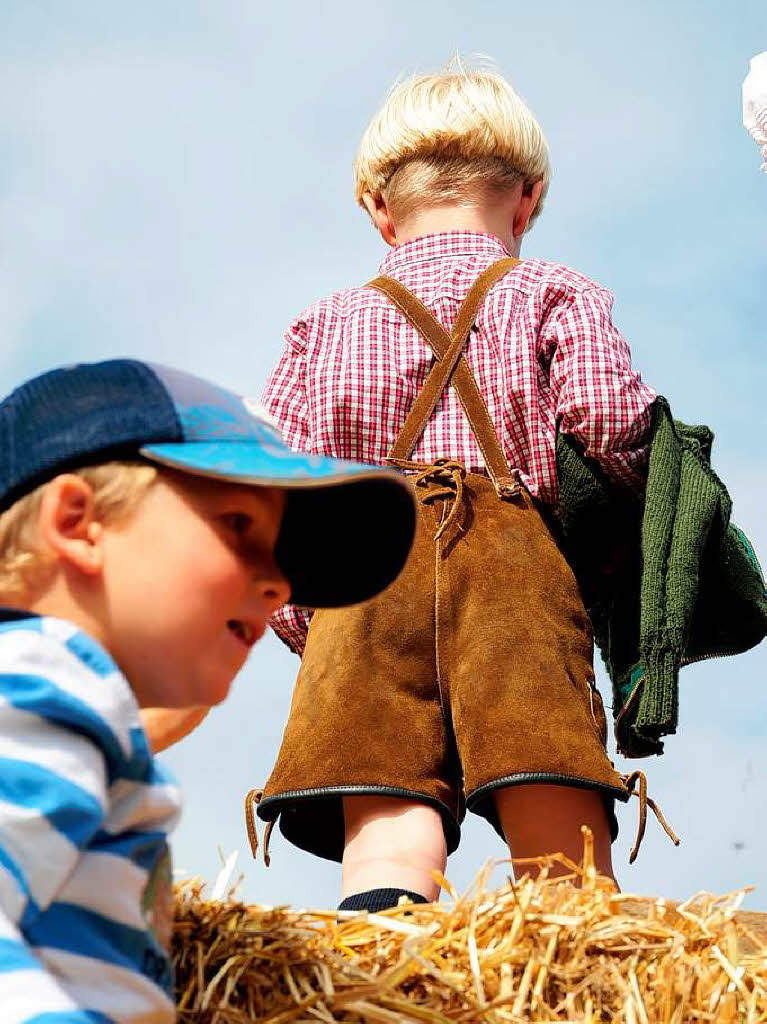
xmin=513 ymin=179 xmax=544 ymax=239
xmin=361 ymin=192 xmax=397 ymax=246
xmin=38 ymin=475 xmax=104 ymax=576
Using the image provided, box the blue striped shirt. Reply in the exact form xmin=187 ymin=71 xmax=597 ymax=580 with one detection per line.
xmin=0 ymin=612 xmax=182 ymax=1023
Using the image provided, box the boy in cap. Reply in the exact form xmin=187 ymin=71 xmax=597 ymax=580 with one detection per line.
xmin=0 ymin=359 xmax=413 ymax=1022
xmin=256 ymin=64 xmax=658 ymax=911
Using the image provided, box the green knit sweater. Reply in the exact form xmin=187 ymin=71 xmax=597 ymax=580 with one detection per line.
xmin=556 ymin=397 xmax=767 ymax=758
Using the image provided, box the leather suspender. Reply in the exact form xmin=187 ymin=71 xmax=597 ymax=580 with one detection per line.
xmin=366 ymin=257 xmax=521 ymax=499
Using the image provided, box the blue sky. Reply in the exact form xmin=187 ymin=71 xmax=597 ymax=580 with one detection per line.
xmin=1 ymin=1 xmax=766 ymax=908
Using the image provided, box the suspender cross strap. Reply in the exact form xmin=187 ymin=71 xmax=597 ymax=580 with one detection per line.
xmin=367 ymin=257 xmax=521 ymax=499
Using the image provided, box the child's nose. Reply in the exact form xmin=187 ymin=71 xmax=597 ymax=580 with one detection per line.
xmin=256 ymin=563 xmax=291 ymax=614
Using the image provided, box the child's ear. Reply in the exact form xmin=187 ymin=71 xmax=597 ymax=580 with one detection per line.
xmin=513 ymin=179 xmax=544 ymax=239
xmin=361 ymin=191 xmax=397 ymax=246
xmin=37 ymin=474 xmax=104 ymax=576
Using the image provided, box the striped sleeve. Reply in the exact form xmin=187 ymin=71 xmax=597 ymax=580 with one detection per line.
xmin=0 ymin=707 xmax=111 ymax=1021
xmin=0 ymin=628 xmax=111 ymax=1022
xmin=0 ymin=915 xmax=113 ymax=1023
xmin=545 ymin=285 xmax=655 ymax=491
xmin=0 ymin=621 xmax=178 ymax=1023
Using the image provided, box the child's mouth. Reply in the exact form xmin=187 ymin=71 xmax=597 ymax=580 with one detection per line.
xmin=227 ymin=619 xmax=259 ymax=647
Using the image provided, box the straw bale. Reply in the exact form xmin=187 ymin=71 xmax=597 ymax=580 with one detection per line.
xmin=173 ymin=845 xmax=767 ymax=1023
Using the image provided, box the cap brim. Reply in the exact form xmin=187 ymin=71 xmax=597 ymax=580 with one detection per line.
xmin=140 ymin=441 xmax=416 ymax=608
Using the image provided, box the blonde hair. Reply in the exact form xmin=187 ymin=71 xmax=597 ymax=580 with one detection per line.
xmin=354 ymin=60 xmax=551 ymax=227
xmin=0 ymin=462 xmax=157 ymax=598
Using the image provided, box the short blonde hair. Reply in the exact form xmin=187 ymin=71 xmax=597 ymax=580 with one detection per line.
xmin=354 ymin=61 xmax=551 ymax=226
xmin=0 ymin=462 xmax=157 ymax=598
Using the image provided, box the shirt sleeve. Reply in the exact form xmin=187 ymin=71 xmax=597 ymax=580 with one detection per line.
xmin=0 ymin=668 xmax=110 ymax=1022
xmin=262 ymin=316 xmax=315 ymax=654
xmin=268 ymin=605 xmax=312 ymax=657
xmin=544 ymin=285 xmax=655 ymax=491
xmin=261 ymin=316 xmax=312 ymax=453
xmin=0 ymin=915 xmax=103 ymax=1023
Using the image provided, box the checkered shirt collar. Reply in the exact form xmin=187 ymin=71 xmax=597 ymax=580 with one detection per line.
xmin=378 ymin=230 xmax=512 ymax=275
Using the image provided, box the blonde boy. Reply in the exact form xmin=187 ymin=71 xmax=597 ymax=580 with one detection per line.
xmin=0 ymin=359 xmax=413 ymax=1022
xmin=257 ymin=64 xmax=657 ymax=911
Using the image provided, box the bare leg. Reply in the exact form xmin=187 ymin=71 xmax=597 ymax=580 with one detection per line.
xmin=341 ymin=796 xmax=447 ymax=902
xmin=495 ymin=783 xmax=616 ymax=885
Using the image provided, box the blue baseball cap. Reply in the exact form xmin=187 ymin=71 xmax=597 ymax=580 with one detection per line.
xmin=0 ymin=359 xmax=416 ymax=608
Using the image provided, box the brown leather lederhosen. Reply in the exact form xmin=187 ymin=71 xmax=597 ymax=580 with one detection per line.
xmin=254 ymin=259 xmax=630 ymax=863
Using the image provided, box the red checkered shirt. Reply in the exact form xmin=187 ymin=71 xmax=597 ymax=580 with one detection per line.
xmin=262 ymin=231 xmax=655 ymax=655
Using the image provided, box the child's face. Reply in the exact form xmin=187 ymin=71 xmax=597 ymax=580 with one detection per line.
xmin=99 ymin=471 xmax=289 ymax=708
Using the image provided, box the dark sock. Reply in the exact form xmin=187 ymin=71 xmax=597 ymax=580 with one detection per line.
xmin=338 ymin=887 xmax=428 ymax=912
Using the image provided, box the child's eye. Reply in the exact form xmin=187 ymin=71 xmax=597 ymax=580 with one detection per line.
xmin=221 ymin=512 xmax=252 ymax=535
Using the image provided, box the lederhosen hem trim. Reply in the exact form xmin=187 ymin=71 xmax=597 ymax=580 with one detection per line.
xmin=257 ymin=785 xmax=463 ymax=862
xmin=466 ymin=772 xmax=628 ymax=844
